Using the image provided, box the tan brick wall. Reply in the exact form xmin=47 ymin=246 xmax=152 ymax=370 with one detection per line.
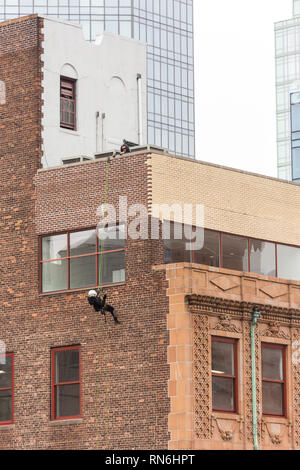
xmin=148 ymin=153 xmax=300 ymax=246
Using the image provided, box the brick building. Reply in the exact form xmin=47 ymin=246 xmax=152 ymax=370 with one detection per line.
xmin=1 ymin=15 xmax=300 ymax=450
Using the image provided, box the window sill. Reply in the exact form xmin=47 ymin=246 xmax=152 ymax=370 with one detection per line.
xmin=0 ymin=424 xmax=14 ymax=430
xmin=60 ymin=127 xmax=80 ymax=136
xmin=212 ymin=411 xmax=240 ymax=420
xmin=39 ymin=282 xmax=126 ymax=297
xmin=50 ymin=419 xmax=83 ymax=426
xmin=262 ymin=415 xmax=288 ymax=423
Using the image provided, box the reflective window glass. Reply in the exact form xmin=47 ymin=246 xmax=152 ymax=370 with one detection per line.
xmin=222 ymin=233 xmax=249 ymax=272
xmin=194 ymin=229 xmax=220 ymax=267
xmin=277 ymin=244 xmax=300 ymax=281
xmin=249 ymin=240 xmax=276 ymax=277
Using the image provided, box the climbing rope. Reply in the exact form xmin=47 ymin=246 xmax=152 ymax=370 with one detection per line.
xmin=99 ymin=158 xmax=111 ymax=291
xmin=98 ymin=158 xmax=111 ymax=450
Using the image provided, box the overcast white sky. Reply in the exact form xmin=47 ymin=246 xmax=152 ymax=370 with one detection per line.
xmin=194 ymin=0 xmax=292 ymax=176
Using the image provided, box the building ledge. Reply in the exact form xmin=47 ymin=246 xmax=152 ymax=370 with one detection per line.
xmin=50 ymin=419 xmax=83 ymax=426
xmin=0 ymin=424 xmax=14 ymax=430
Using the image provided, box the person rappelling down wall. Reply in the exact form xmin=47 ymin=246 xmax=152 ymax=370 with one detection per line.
xmin=87 ymin=290 xmax=120 ymax=325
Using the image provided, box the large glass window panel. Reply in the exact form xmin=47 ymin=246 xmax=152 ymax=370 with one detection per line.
xmin=291 ymin=102 xmax=300 ymax=132
xmin=53 ymin=347 xmax=80 ymax=420
xmin=42 ymin=259 xmax=68 ymax=292
xmin=162 ymin=129 xmax=168 ymax=149
xmin=212 ymin=338 xmax=237 ymax=412
xmin=98 ymin=225 xmax=125 ymax=252
xmin=148 ymin=91 xmax=155 ymax=112
xmin=262 ymin=347 xmax=283 ymax=381
xmin=70 ymin=229 xmax=96 ymax=256
xmin=262 ymin=344 xmax=285 ymax=416
xmin=0 ymin=356 xmax=12 ymax=389
xmin=119 ymin=21 xmax=131 ymax=37
xmin=222 ymin=233 xmax=249 ymax=272
xmin=91 ymin=21 xmax=104 ymax=39
xmin=42 ymin=234 xmax=68 ymax=261
xmin=120 ymin=0 xmax=131 ymax=6
xmin=182 ymin=134 xmax=188 ymax=155
xmin=99 ymin=251 xmax=125 ymax=284
xmin=0 ymin=354 xmax=12 ymax=423
xmin=277 ymin=244 xmax=300 ymax=281
xmin=262 ymin=382 xmax=284 ymax=415
xmin=291 ymin=91 xmax=300 ymax=105
xmin=175 ymin=66 xmax=181 ymax=86
xmin=249 ymin=240 xmax=276 ymax=277
xmin=182 ymin=101 xmax=188 ymax=121
xmin=55 ymin=349 xmax=79 ymax=384
xmin=168 ymin=64 xmax=174 ymax=84
xmin=169 ymin=132 xmax=175 ymax=151
xmin=70 ymin=255 xmax=96 ymax=289
xmin=163 ymin=222 xmax=192 ymax=263
xmin=212 ymin=376 xmax=235 ymax=411
xmin=55 ymin=384 xmax=80 ymax=418
xmin=106 ymin=20 xmax=118 ymax=34
xmin=161 ymin=62 xmax=167 ymax=82
xmin=292 ymin=147 xmax=300 ymax=180
xmin=194 ymin=229 xmax=220 ymax=267
xmin=155 ymin=127 xmax=161 ymax=146
xmin=212 ymin=340 xmax=235 ymax=376
xmin=175 ymin=133 xmax=182 ymax=153
xmin=0 ymin=390 xmax=12 ymax=423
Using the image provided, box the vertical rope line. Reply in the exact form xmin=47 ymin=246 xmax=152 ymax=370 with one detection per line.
xmin=105 ymin=318 xmax=110 ymax=449
xmin=99 ymin=159 xmax=110 ymax=290
xmin=98 ymin=159 xmax=111 ymax=449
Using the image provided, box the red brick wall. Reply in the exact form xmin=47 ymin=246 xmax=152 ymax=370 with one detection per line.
xmin=1 ymin=46 xmax=170 ymax=450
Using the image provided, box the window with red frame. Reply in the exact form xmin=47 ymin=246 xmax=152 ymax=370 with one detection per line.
xmin=60 ymin=77 xmax=76 ymax=130
xmin=0 ymin=353 xmax=13 ymax=425
xmin=211 ymin=337 xmax=238 ymax=413
xmin=262 ymin=343 xmax=286 ymax=416
xmin=52 ymin=346 xmax=81 ymax=420
xmin=40 ymin=225 xmax=125 ymax=293
xmin=163 ymin=221 xmax=300 ymax=282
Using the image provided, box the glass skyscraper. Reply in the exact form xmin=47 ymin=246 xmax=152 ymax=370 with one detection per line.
xmin=0 ymin=0 xmax=195 ymax=158
xmin=275 ymin=0 xmax=300 ymax=181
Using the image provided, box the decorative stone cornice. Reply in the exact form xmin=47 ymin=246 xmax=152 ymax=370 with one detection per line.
xmin=187 ymin=294 xmax=300 ymax=325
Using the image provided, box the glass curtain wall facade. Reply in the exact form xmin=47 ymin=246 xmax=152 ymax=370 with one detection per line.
xmin=0 ymin=0 xmax=195 ymax=158
xmin=275 ymin=1 xmax=300 ymax=181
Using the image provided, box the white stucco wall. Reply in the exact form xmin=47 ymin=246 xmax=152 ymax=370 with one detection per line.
xmin=41 ymin=16 xmax=147 ymax=167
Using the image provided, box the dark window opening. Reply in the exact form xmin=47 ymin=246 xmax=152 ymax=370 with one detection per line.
xmin=211 ymin=337 xmax=238 ymax=413
xmin=0 ymin=353 xmax=13 ymax=425
xmin=52 ymin=346 xmax=81 ymax=420
xmin=60 ymin=77 xmax=76 ymax=130
xmin=262 ymin=343 xmax=286 ymax=417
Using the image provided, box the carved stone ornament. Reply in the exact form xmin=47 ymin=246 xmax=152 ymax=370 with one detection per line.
xmin=260 ymin=321 xmax=290 ymax=340
xmin=211 ymin=417 xmax=234 ymax=441
xmin=259 ymin=284 xmax=287 ymax=299
xmin=262 ymin=421 xmax=284 ymax=446
xmin=213 ymin=314 xmax=242 ymax=333
xmin=210 ymin=276 xmax=239 ymax=292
